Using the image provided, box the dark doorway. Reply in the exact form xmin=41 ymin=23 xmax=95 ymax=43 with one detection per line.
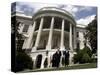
xmin=35 ymin=54 xmax=42 ymax=68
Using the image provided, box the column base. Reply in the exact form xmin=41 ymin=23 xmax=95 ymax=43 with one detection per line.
xmin=41 ymin=56 xmax=45 ymax=69
xmin=59 ymin=50 xmax=64 ymax=67
xmin=47 ymin=55 xmax=51 ymax=68
xmin=33 ymin=58 xmax=36 ymax=69
xmin=60 ymin=55 xmax=63 ymax=67
xmin=69 ymin=51 xmax=74 ymax=65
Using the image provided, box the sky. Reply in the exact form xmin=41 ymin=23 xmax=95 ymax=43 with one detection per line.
xmin=11 ymin=2 xmax=97 ymax=26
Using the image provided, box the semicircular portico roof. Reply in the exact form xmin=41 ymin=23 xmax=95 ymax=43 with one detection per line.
xmin=32 ymin=7 xmax=76 ymax=25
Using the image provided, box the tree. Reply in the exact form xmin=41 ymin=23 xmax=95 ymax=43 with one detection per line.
xmin=12 ymin=17 xmax=33 ymax=72
xmin=85 ymin=16 xmax=97 ymax=54
xmin=16 ymin=51 xmax=33 ymax=71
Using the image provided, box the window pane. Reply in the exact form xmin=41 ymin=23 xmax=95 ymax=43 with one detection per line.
xmin=23 ymin=25 xmax=29 ymax=32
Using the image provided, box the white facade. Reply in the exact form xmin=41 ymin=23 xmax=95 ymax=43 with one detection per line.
xmin=76 ymin=25 xmax=86 ymax=50
xmin=13 ymin=7 xmax=88 ymax=69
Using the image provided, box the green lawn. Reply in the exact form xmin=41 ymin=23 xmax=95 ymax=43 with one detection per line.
xmin=20 ymin=63 xmax=97 ymax=73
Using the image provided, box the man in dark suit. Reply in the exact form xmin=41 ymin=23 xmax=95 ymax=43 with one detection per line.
xmin=52 ymin=52 xmax=56 ymax=67
xmin=56 ymin=48 xmax=61 ymax=68
xmin=64 ymin=51 xmax=69 ymax=66
xmin=52 ymin=48 xmax=61 ymax=68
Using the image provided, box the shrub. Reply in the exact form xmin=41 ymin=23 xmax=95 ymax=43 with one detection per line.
xmin=75 ymin=48 xmax=80 ymax=53
xmin=90 ymin=58 xmax=97 ymax=63
xmin=81 ymin=53 xmax=91 ymax=63
xmin=74 ymin=50 xmax=83 ymax=63
xmin=73 ymin=54 xmax=79 ymax=64
xmin=15 ymin=51 xmax=33 ymax=72
xmin=82 ymin=46 xmax=92 ymax=57
xmin=74 ymin=46 xmax=92 ymax=64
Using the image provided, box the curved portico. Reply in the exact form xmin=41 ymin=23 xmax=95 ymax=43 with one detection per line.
xmin=24 ymin=7 xmax=77 ymax=68
xmin=26 ymin=7 xmax=76 ymax=50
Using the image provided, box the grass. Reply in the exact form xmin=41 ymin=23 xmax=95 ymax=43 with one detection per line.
xmin=20 ymin=63 xmax=97 ymax=73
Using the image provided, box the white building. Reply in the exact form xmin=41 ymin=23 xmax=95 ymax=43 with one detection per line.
xmin=12 ymin=7 xmax=87 ymax=69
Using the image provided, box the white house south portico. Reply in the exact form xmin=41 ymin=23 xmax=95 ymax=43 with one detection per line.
xmin=22 ymin=7 xmax=77 ymax=68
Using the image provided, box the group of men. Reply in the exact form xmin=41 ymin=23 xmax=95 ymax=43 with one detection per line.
xmin=51 ymin=48 xmax=70 ymax=68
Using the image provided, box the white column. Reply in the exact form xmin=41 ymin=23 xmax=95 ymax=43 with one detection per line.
xmin=22 ymin=38 xmax=27 ymax=49
xmin=21 ymin=24 xmax=26 ymax=49
xmin=46 ymin=17 xmax=54 ymax=50
xmin=69 ymin=23 xmax=74 ymax=65
xmin=32 ymin=17 xmax=44 ymax=51
xmin=73 ymin=26 xmax=76 ymax=49
xmin=60 ymin=19 xmax=65 ymax=51
xmin=59 ymin=19 xmax=65 ymax=67
xmin=46 ymin=17 xmax=54 ymax=68
xmin=26 ymin=21 xmax=36 ymax=49
xmin=41 ymin=56 xmax=45 ymax=69
xmin=69 ymin=23 xmax=73 ymax=51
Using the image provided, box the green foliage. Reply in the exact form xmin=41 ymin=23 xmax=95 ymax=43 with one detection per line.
xmin=15 ymin=51 xmax=33 ymax=72
xmin=81 ymin=53 xmax=91 ymax=63
xmin=73 ymin=54 xmax=79 ymax=64
xmin=90 ymin=58 xmax=97 ymax=63
xmin=85 ymin=16 xmax=97 ymax=53
xmin=75 ymin=48 xmax=80 ymax=53
xmin=83 ymin=46 xmax=92 ymax=57
xmin=14 ymin=20 xmax=33 ymax=72
xmin=74 ymin=46 xmax=92 ymax=64
xmin=74 ymin=50 xmax=84 ymax=64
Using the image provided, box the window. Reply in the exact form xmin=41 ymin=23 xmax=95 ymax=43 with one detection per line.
xmin=53 ymin=37 xmax=58 ymax=49
xmin=77 ymin=32 xmax=79 ymax=37
xmin=23 ymin=25 xmax=29 ymax=32
xmin=77 ymin=42 xmax=80 ymax=50
xmin=54 ymin=17 xmax=62 ymax=29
